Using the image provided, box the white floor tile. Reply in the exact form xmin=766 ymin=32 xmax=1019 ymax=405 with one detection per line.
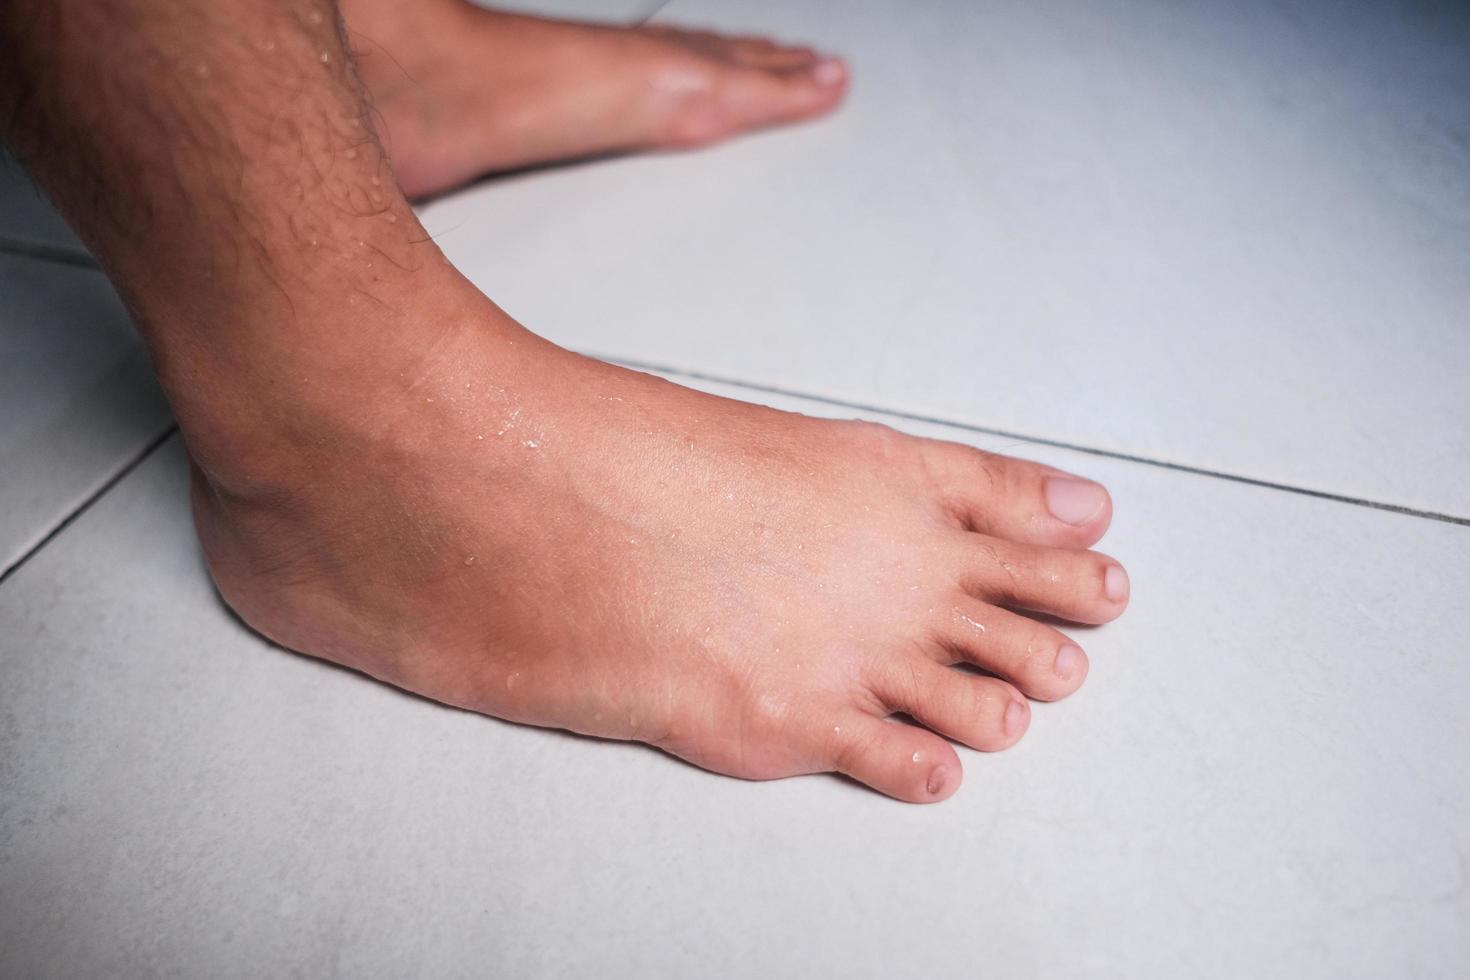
xmin=422 ymin=0 xmax=1470 ymax=518
xmin=0 ymin=254 xmax=172 ymax=572
xmin=2 ymin=377 xmax=1465 ymax=977
xmin=0 ymin=150 xmax=85 ymax=255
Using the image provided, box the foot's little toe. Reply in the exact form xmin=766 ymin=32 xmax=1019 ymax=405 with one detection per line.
xmin=931 ymin=599 xmax=1089 ymax=702
xmin=829 ymin=714 xmax=963 ymax=803
xmin=868 ymin=656 xmax=1030 ymax=753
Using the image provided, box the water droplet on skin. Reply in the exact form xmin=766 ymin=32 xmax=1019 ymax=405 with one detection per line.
xmin=319 ymin=51 xmax=331 ymax=65
xmin=505 ymin=671 xmax=521 ymax=691
xmin=475 ymin=434 xmax=484 ymax=440
xmin=959 ymin=613 xmax=987 ymax=633
xmin=912 ymin=752 xmax=922 ymax=763
xmin=524 ymin=439 xmax=539 ymax=449
xmin=463 ymin=556 xmax=477 ymax=566
xmin=833 ymin=726 xmax=841 ymax=734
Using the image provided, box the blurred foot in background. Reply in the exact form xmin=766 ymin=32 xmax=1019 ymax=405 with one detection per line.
xmin=343 ymin=0 xmax=849 ymax=197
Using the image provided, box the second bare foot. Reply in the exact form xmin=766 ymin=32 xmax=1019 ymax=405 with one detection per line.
xmin=343 ymin=0 xmax=849 ymax=196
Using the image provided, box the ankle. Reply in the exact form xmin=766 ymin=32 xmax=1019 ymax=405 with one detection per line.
xmin=166 ymin=262 xmax=503 ymax=504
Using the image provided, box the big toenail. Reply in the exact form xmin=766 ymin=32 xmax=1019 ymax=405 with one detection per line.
xmin=1044 ymin=477 xmax=1106 ymax=525
xmin=1003 ymin=699 xmax=1026 ymax=736
xmin=926 ymin=765 xmax=949 ymax=796
xmin=1054 ymin=644 xmax=1082 ymax=679
xmin=812 ymin=59 xmax=844 ymax=85
xmin=1105 ymin=564 xmax=1129 ymax=602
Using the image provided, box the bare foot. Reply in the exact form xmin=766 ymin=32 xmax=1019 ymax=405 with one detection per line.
xmin=342 ymin=0 xmax=849 ymax=196
xmin=192 ymin=275 xmax=1128 ymax=804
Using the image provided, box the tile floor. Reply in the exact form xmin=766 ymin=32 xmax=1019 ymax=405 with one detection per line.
xmin=3 ymin=0 xmax=1467 ymax=976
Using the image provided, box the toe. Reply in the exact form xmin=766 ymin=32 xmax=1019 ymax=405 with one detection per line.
xmin=952 ymin=533 xmax=1129 ymax=624
xmin=867 ymin=656 xmax=1030 ymax=753
xmin=719 ymin=57 xmax=848 ymax=130
xmin=658 ymin=26 xmax=822 ymax=70
xmin=928 ymin=597 xmax=1089 ymax=702
xmin=923 ymin=440 xmax=1113 ymax=548
xmin=730 ymin=40 xmax=821 ymax=71
xmin=827 ymin=713 xmax=962 ymax=803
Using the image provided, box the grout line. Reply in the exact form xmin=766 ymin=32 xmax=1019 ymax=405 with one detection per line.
xmin=600 ymin=354 xmax=1470 ymax=529
xmin=0 ymin=233 xmax=97 ymax=269
xmin=3 ymin=348 xmax=1460 ymax=589
xmin=634 ymin=0 xmax=674 ymax=25
xmin=0 ymin=425 xmax=178 ymax=586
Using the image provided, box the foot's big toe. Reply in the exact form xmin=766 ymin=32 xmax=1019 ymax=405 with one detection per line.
xmin=726 ymin=38 xmax=821 ymax=71
xmin=923 ymin=440 xmax=1115 ymax=549
xmin=663 ymin=55 xmax=848 ymax=146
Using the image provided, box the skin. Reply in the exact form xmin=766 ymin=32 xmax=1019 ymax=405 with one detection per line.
xmin=0 ymin=0 xmax=1127 ymax=803
xmin=341 ymin=0 xmax=851 ymax=197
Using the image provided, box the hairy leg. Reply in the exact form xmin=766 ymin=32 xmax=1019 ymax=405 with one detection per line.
xmin=1 ymin=0 xmax=1126 ymax=803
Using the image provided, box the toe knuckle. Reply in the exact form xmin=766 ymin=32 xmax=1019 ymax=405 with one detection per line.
xmin=829 ymin=728 xmax=870 ymax=774
xmin=967 ymin=447 xmax=1011 ymax=495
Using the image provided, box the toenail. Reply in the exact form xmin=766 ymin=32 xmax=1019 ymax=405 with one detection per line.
xmin=1054 ymin=644 xmax=1082 ymax=679
xmin=926 ymin=765 xmax=949 ymax=796
xmin=1105 ymin=564 xmax=1130 ymax=602
xmin=1003 ymin=699 xmax=1026 ymax=737
xmin=1044 ymin=477 xmax=1107 ymax=525
xmin=812 ymin=58 xmax=844 ymax=86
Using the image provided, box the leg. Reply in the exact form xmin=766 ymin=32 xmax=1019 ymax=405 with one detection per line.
xmin=0 ymin=0 xmax=1126 ymax=803
xmin=341 ymin=0 xmax=850 ymax=196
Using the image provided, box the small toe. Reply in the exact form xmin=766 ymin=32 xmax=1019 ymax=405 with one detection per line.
xmin=827 ymin=713 xmax=962 ymax=803
xmin=928 ymin=597 xmax=1089 ymax=701
xmin=954 ymin=533 xmax=1130 ymax=625
xmin=867 ymin=656 xmax=1029 ymax=753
